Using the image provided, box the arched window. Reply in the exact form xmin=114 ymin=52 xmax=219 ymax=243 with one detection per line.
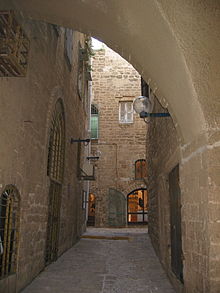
xmin=0 ymin=185 xmax=20 ymax=278
xmin=45 ymin=99 xmax=65 ymax=264
xmin=91 ymin=104 xmax=99 ymax=139
xmin=127 ymin=189 xmax=148 ymax=224
xmin=47 ymin=99 xmax=65 ymax=182
xmin=135 ymin=159 xmax=147 ymax=179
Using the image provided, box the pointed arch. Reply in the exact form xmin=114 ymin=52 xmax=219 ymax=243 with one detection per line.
xmin=45 ymin=98 xmax=65 ymax=264
xmin=127 ymin=188 xmax=148 ymax=224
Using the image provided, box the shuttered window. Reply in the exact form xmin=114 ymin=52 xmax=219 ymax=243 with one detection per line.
xmin=119 ymin=101 xmax=133 ymax=123
xmin=135 ymin=159 xmax=147 ymax=179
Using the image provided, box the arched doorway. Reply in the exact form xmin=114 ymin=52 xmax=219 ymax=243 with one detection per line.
xmin=45 ymin=99 xmax=65 ymax=265
xmin=127 ymin=189 xmax=148 ymax=225
xmin=87 ymin=193 xmax=96 ymax=226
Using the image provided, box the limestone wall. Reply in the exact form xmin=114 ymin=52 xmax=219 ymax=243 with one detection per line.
xmin=147 ymin=98 xmax=218 ymax=292
xmin=0 ymin=15 xmax=89 ymax=291
xmin=90 ymin=46 xmax=147 ymax=227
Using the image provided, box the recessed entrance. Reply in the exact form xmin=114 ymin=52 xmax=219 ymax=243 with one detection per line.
xmin=45 ymin=99 xmax=65 ymax=265
xmin=127 ymin=189 xmax=148 ymax=225
xmin=87 ymin=193 xmax=96 ymax=226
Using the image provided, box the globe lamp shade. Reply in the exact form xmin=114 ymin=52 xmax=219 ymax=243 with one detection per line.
xmin=133 ymin=96 xmax=152 ymax=114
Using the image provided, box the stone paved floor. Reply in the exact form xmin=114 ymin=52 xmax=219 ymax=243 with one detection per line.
xmin=22 ymin=227 xmax=175 ymax=293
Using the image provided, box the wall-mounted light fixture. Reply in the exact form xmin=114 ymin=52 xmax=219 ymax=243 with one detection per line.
xmin=133 ymin=95 xmax=170 ymax=123
xmin=70 ymin=138 xmax=97 ymax=180
xmin=70 ymin=138 xmax=90 ymax=145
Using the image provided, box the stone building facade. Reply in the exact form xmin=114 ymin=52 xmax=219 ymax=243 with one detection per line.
xmin=147 ymin=95 xmax=214 ymax=293
xmin=0 ymin=12 xmax=90 ymax=292
xmin=0 ymin=2 xmax=219 ymax=293
xmin=90 ymin=45 xmax=148 ymax=227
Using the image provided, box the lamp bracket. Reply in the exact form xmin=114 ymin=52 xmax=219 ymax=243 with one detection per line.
xmin=140 ymin=111 xmax=170 ymax=118
xmin=70 ymin=138 xmax=90 ymax=144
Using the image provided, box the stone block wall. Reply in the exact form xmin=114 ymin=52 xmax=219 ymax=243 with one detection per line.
xmin=147 ymin=97 xmax=220 ymax=292
xmin=90 ymin=46 xmax=147 ymax=227
xmin=0 ymin=15 xmax=89 ymax=292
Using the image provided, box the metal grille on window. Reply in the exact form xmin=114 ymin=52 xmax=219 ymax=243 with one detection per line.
xmin=0 ymin=185 xmax=20 ymax=279
xmin=127 ymin=189 xmax=148 ymax=224
xmin=135 ymin=159 xmax=147 ymax=179
xmin=91 ymin=104 xmax=99 ymax=139
xmin=45 ymin=99 xmax=65 ymax=265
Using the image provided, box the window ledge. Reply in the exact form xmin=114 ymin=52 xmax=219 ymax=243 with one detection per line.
xmin=119 ymin=122 xmax=133 ymax=125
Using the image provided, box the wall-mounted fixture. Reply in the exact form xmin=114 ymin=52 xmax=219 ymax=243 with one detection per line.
xmin=80 ymin=162 xmax=95 ymax=181
xmin=133 ymin=95 xmax=170 ymax=123
xmin=70 ymin=138 xmax=96 ymax=180
xmin=70 ymin=138 xmax=90 ymax=145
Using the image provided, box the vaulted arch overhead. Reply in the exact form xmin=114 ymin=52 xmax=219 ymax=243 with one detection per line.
xmin=1 ymin=0 xmax=219 ymax=143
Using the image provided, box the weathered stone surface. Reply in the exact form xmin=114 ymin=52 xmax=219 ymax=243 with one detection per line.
xmin=22 ymin=228 xmax=175 ymax=293
xmin=0 ymin=15 xmax=89 ymax=292
xmin=90 ymin=46 xmax=147 ymax=227
xmin=146 ymin=98 xmax=213 ymax=292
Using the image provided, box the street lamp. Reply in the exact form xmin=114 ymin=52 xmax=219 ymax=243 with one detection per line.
xmin=133 ymin=95 xmax=170 ymax=121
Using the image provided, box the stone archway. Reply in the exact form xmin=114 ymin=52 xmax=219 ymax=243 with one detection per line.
xmin=0 ymin=2 xmax=219 ymax=292
xmin=2 ymin=1 xmax=219 ymax=144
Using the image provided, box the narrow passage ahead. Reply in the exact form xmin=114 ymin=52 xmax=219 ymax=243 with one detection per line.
xmin=22 ymin=228 xmax=175 ymax=293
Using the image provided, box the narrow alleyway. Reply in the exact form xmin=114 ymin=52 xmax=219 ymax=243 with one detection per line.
xmin=22 ymin=228 xmax=175 ymax=293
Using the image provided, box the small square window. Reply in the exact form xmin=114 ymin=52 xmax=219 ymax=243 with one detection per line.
xmin=119 ymin=101 xmax=133 ymax=123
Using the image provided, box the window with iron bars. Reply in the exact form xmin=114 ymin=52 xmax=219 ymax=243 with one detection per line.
xmin=47 ymin=99 xmax=65 ymax=183
xmin=45 ymin=99 xmax=65 ymax=264
xmin=0 ymin=185 xmax=20 ymax=279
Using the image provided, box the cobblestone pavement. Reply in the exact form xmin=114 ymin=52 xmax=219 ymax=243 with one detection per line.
xmin=22 ymin=227 xmax=175 ymax=293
